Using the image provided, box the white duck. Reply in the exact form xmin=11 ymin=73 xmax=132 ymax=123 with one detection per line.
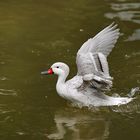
xmin=41 ymin=23 xmax=133 ymax=107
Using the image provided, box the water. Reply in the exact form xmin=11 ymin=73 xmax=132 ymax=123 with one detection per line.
xmin=0 ymin=0 xmax=140 ymax=139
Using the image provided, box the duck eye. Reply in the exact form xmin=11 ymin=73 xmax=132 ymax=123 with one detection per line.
xmin=56 ymin=66 xmax=59 ymax=68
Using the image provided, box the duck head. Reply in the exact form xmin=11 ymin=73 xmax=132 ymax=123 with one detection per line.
xmin=41 ymin=62 xmax=70 ymax=78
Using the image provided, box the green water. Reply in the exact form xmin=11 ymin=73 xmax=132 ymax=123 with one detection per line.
xmin=0 ymin=0 xmax=140 ymax=139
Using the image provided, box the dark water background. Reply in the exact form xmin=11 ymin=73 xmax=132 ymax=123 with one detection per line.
xmin=0 ymin=0 xmax=140 ymax=139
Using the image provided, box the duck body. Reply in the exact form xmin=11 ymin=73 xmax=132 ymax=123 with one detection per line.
xmin=56 ymin=75 xmax=132 ymax=107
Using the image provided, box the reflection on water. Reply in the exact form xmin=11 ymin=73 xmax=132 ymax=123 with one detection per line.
xmin=48 ymin=99 xmax=140 ymax=140
xmin=47 ymin=109 xmax=110 ymax=140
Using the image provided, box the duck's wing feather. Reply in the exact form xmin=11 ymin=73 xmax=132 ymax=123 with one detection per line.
xmin=75 ymin=23 xmax=120 ymax=91
xmin=77 ymin=23 xmax=120 ymax=57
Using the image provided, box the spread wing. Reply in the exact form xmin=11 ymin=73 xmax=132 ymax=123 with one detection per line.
xmin=77 ymin=22 xmax=120 ymax=57
xmin=76 ymin=23 xmax=120 ymax=91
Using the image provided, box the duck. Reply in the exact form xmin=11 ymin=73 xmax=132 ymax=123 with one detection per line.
xmin=41 ymin=23 xmax=133 ymax=107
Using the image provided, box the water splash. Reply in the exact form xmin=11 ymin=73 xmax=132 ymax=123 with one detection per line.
xmin=110 ymin=99 xmax=140 ymax=113
xmin=69 ymin=87 xmax=140 ymax=114
xmin=127 ymin=87 xmax=140 ymax=98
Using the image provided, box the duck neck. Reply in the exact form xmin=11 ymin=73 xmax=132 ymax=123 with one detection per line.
xmin=57 ymin=74 xmax=67 ymax=85
xmin=56 ymin=74 xmax=68 ymax=95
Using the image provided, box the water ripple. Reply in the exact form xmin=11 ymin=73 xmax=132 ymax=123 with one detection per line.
xmin=110 ymin=3 xmax=140 ymax=11
xmin=0 ymin=76 xmax=8 ymax=81
xmin=126 ymin=29 xmax=140 ymax=41
xmin=104 ymin=2 xmax=140 ymax=23
xmin=105 ymin=2 xmax=140 ymax=42
xmin=105 ymin=11 xmax=140 ymax=24
xmin=0 ymin=89 xmax=17 ymax=96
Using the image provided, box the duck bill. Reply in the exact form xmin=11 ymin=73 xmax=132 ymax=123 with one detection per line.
xmin=41 ymin=68 xmax=54 ymax=75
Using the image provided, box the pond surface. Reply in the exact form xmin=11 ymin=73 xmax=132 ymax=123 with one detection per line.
xmin=0 ymin=0 xmax=140 ymax=139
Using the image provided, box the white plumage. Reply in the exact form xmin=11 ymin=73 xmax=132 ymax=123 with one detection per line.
xmin=42 ymin=23 xmax=133 ymax=107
